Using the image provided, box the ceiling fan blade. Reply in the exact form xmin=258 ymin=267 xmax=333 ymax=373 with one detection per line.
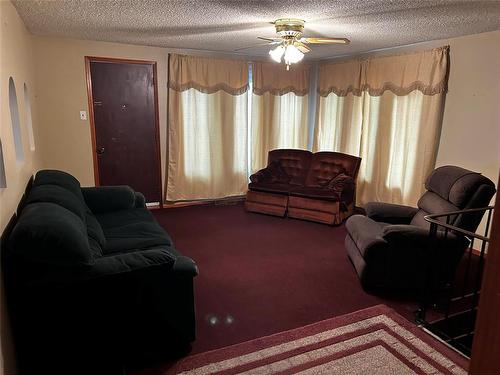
xmin=257 ymin=36 xmax=282 ymax=42
xmin=233 ymin=41 xmax=279 ymax=52
xmin=294 ymin=42 xmax=311 ymax=53
xmin=300 ymin=37 xmax=350 ymax=45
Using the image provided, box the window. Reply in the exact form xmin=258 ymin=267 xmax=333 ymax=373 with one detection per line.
xmin=24 ymin=83 xmax=35 ymax=151
xmin=8 ymin=77 xmax=24 ymax=163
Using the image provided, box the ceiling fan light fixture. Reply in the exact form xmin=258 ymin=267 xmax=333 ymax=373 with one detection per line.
xmin=284 ymin=44 xmax=304 ymax=64
xmin=269 ymin=45 xmax=285 ymax=63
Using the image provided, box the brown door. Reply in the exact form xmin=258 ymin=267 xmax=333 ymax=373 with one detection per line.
xmin=86 ymin=57 xmax=162 ymax=204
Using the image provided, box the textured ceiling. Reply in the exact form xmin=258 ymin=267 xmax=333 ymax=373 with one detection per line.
xmin=12 ymin=0 xmax=500 ymax=60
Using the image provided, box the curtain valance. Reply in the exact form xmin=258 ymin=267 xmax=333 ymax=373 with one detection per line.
xmin=318 ymin=46 xmax=449 ymax=97
xmin=168 ymin=54 xmax=249 ymax=95
xmin=252 ymin=62 xmax=310 ymax=96
xmin=363 ymin=46 xmax=449 ymax=96
xmin=318 ymin=60 xmax=363 ymax=97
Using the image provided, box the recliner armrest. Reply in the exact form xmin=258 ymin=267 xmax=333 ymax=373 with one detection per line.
xmin=82 ymin=186 xmax=138 ymax=213
xmin=382 ymin=225 xmax=431 ymax=246
xmin=365 ymin=202 xmax=418 ymax=224
xmin=382 ymin=224 xmax=467 ymax=248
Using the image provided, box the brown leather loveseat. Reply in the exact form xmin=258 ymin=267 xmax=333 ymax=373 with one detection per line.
xmin=245 ymin=149 xmax=361 ymax=225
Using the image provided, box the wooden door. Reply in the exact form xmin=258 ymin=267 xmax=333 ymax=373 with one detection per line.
xmin=85 ymin=57 xmax=162 ymax=205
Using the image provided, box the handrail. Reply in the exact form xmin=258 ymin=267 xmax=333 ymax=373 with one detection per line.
xmin=424 ymin=206 xmax=494 ymax=242
xmin=418 ymin=205 xmax=494 ymax=356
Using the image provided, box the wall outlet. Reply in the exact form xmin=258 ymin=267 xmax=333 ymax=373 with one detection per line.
xmin=79 ymin=111 xmax=87 ymax=120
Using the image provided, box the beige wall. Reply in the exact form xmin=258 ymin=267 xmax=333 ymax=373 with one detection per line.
xmin=33 ymin=37 xmax=169 ymax=188
xmin=437 ymin=30 xmax=500 ymax=235
xmin=0 ymin=2 xmax=42 ymax=374
xmin=436 ymin=30 xmax=500 ymax=193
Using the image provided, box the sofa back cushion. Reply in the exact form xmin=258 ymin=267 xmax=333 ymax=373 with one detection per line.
xmin=30 ymin=169 xmax=105 ymax=256
xmin=25 ymin=184 xmax=87 ymax=221
xmin=34 ymin=170 xmax=86 ymax=203
xmin=267 ymin=149 xmax=312 ymax=185
xmin=9 ymin=203 xmax=94 ymax=267
xmin=305 ymin=152 xmax=362 ymax=187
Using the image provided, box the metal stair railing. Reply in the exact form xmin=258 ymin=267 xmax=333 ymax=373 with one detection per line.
xmin=415 ymin=206 xmax=494 ymax=357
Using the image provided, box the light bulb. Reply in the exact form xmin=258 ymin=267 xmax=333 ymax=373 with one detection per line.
xmin=284 ymin=44 xmax=304 ymax=64
xmin=269 ymin=45 xmax=285 ymax=63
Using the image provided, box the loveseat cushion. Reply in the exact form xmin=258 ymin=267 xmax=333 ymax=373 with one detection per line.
xmin=249 ymin=162 xmax=290 ymax=184
xmin=305 ymin=152 xmax=361 ymax=187
xmin=289 ymin=186 xmax=342 ymax=201
xmin=9 ymin=202 xmax=93 ymax=267
xmin=95 ymin=208 xmax=173 ymax=254
xmin=248 ymin=182 xmax=293 ymax=195
xmin=267 ymin=149 xmax=312 ymax=185
xmin=305 ymin=160 xmax=346 ymax=187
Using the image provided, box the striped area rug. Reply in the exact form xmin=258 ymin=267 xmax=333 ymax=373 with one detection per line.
xmin=167 ymin=305 xmax=468 ymax=375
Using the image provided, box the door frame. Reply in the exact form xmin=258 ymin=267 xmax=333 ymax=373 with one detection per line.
xmin=84 ymin=56 xmax=163 ymax=207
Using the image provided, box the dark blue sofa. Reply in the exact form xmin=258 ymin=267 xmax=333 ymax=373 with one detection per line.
xmin=3 ymin=170 xmax=198 ymax=374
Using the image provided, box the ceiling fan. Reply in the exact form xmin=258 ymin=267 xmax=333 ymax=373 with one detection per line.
xmin=250 ymin=18 xmax=350 ymax=70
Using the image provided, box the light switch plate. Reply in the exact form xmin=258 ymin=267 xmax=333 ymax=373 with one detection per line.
xmin=79 ymin=111 xmax=87 ymax=120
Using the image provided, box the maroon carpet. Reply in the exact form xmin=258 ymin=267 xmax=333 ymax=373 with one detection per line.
xmin=165 ymin=304 xmax=468 ymax=375
xmin=148 ymin=203 xmax=421 ymax=358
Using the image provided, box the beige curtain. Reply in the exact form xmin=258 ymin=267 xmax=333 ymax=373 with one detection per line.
xmin=315 ymin=46 xmax=449 ymax=206
xmin=167 ymin=54 xmax=249 ymax=201
xmin=314 ymin=60 xmax=364 ymax=157
xmin=251 ymin=62 xmax=310 ymax=172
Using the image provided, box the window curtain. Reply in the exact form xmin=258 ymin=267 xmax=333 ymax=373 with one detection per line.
xmin=314 ymin=60 xmax=364 ymax=156
xmin=167 ymin=54 xmax=249 ymax=201
xmin=315 ymin=46 xmax=449 ymax=206
xmin=251 ymin=62 xmax=310 ymax=172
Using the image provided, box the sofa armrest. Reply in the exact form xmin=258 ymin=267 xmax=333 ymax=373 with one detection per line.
xmin=82 ymin=186 xmax=138 ymax=213
xmin=172 ymin=255 xmax=199 ymax=277
xmin=249 ymin=168 xmax=271 ymax=184
xmin=325 ymin=174 xmax=356 ymax=207
xmin=134 ymin=192 xmax=146 ymax=208
xmin=21 ymin=249 xmax=193 ymax=287
xmin=365 ymin=202 xmax=418 ymax=224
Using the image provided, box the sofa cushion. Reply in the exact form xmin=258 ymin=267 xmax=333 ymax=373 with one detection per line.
xmin=25 ymin=184 xmax=87 ymax=221
xmin=86 ymin=212 xmax=106 ymax=246
xmin=305 ymin=158 xmax=346 ymax=187
xmin=248 ymin=182 xmax=293 ymax=195
xmin=266 ymin=161 xmax=291 ymax=184
xmin=95 ymin=208 xmax=173 ymax=254
xmin=9 ymin=202 xmax=93 ymax=267
xmin=305 ymin=152 xmax=361 ymax=187
xmin=268 ymin=149 xmax=312 ymax=185
xmin=34 ymin=170 xmax=86 ymax=203
xmin=82 ymin=186 xmax=136 ymax=214
xmin=289 ymin=186 xmax=341 ymax=201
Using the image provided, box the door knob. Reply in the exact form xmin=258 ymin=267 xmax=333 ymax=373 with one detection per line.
xmin=97 ymin=147 xmax=105 ymax=155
